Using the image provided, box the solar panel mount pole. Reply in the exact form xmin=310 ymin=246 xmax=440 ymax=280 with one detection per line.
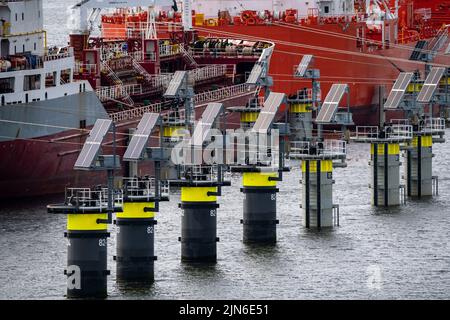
xmin=98 ymin=123 xmax=117 ymax=225
xmin=185 ymin=74 xmax=195 ymax=131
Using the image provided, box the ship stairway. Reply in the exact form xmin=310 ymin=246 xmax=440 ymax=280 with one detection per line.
xmin=101 ymin=61 xmax=134 ymax=106
xmin=131 ymin=58 xmax=172 ymax=91
xmin=180 ymin=46 xmax=198 ymax=69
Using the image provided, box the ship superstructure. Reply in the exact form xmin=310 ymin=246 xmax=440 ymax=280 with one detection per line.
xmin=0 ymin=0 xmax=274 ymax=198
xmin=100 ymin=0 xmax=450 ymax=125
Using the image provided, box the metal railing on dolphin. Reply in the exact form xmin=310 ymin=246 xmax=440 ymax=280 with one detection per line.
xmin=64 ymin=187 xmax=123 ymax=210
xmin=290 ymin=140 xmax=346 ymax=158
xmin=122 ymin=177 xmax=170 ymax=199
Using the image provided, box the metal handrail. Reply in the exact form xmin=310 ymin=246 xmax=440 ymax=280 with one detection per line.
xmin=96 ymin=84 xmax=142 ymax=101
xmin=290 ymin=140 xmax=346 ymax=157
xmin=65 ymin=187 xmax=123 ymax=210
xmin=388 ymin=124 xmax=413 ymax=140
xmin=421 ymin=118 xmax=445 ymax=134
xmin=109 ymin=82 xmax=255 ymax=123
xmin=123 ymin=177 xmax=170 ymax=198
xmin=354 ymin=126 xmax=379 ymax=139
xmin=109 ymin=101 xmax=164 ymax=123
xmin=194 ymin=83 xmax=250 ymax=105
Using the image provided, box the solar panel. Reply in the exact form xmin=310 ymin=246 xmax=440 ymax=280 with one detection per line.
xmin=74 ymin=119 xmax=112 ymax=170
xmin=164 ymin=71 xmax=187 ymax=98
xmin=295 ymin=54 xmax=313 ymax=77
xmin=315 ymin=84 xmax=348 ymax=123
xmin=417 ymin=67 xmax=446 ymax=103
xmin=384 ymin=72 xmax=414 ymax=109
xmin=247 ymin=63 xmax=263 ymax=85
xmin=446 ymin=43 xmax=450 ymax=55
xmin=252 ymin=92 xmax=285 ymax=133
xmin=409 ymin=40 xmax=427 ymax=61
xmin=431 ymin=32 xmax=447 ymax=53
xmin=191 ymin=103 xmax=223 ymax=146
xmin=123 ymin=113 xmax=160 ymax=161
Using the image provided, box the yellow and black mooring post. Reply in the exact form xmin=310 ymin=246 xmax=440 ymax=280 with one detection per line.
xmin=47 ymin=119 xmax=121 ymax=298
xmin=116 ymin=200 xmax=156 ymax=280
xmin=301 ymin=159 xmax=335 ymax=228
xmin=115 ymin=169 xmax=169 ymax=282
xmin=230 ymin=92 xmax=289 ymax=242
xmin=289 ymin=139 xmax=346 ymax=229
xmin=405 ymin=132 xmax=434 ymax=198
xmin=170 ymin=102 xmax=229 ymax=263
xmin=239 ymin=170 xmax=279 ymax=243
xmin=352 ymin=124 xmax=412 ymax=207
xmin=48 ymin=185 xmax=121 ymax=298
xmin=118 ymin=112 xmax=170 ymax=281
xmin=370 ymin=142 xmax=401 ymax=206
xmin=179 ymin=182 xmax=221 ymax=262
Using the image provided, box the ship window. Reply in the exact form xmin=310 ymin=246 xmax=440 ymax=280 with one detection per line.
xmin=34 ymin=43 xmax=36 ymax=51
xmin=0 ymin=77 xmax=14 ymax=94
xmin=80 ymin=120 xmax=86 ymax=129
xmin=1 ymin=95 xmax=4 ymax=106
xmin=60 ymin=69 xmax=71 ymax=84
xmin=15 ymin=13 xmax=17 ymax=21
xmin=22 ymin=13 xmax=24 ymax=21
xmin=324 ymin=6 xmax=329 ymax=14
xmin=22 ymin=44 xmax=25 ymax=53
xmin=23 ymin=74 xmax=41 ymax=91
xmin=14 ymin=46 xmax=16 ymax=54
xmin=45 ymin=92 xmax=48 ymax=100
xmin=45 ymin=72 xmax=57 ymax=88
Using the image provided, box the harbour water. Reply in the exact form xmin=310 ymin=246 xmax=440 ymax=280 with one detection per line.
xmin=0 ymin=1 xmax=449 ymax=300
xmin=1 ymin=137 xmax=450 ymax=299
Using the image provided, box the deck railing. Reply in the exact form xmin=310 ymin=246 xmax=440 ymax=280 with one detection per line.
xmin=109 ymin=83 xmax=256 ymax=123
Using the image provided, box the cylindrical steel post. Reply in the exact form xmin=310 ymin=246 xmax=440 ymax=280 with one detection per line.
xmin=65 ymin=212 xmax=109 ymax=298
xmin=115 ymin=202 xmax=156 ymax=282
xmin=179 ymin=186 xmax=219 ymax=263
xmin=241 ymin=172 xmax=279 ymax=243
